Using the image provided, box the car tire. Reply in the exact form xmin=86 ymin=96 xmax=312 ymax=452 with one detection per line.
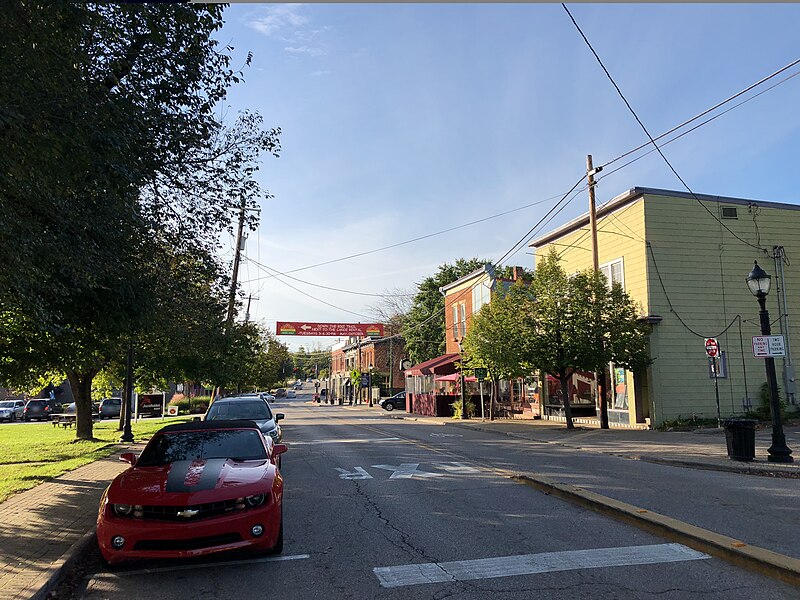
xmin=385 ymin=402 xmax=394 ymax=411
xmin=11 ymin=414 xmax=16 ymax=422
xmin=270 ymin=508 xmax=284 ymax=554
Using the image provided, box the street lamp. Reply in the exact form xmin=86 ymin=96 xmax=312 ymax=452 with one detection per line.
xmin=368 ymin=363 xmax=374 ymax=407
xmin=746 ymin=261 xmax=793 ymax=463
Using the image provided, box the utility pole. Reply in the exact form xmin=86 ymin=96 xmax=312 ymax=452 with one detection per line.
xmin=244 ymin=294 xmax=258 ymax=323
xmin=226 ymin=198 xmax=247 ymax=330
xmin=587 ymin=155 xmax=609 ymax=429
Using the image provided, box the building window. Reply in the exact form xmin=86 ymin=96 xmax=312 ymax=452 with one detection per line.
xmin=472 ymin=281 xmax=491 ymax=314
xmin=459 ymin=302 xmax=467 ymax=338
xmin=452 ymin=305 xmax=460 ymax=340
xmin=600 ymin=258 xmax=624 ymax=289
xmin=720 ymin=206 xmax=738 ymax=219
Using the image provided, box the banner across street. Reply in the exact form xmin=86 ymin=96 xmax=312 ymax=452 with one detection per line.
xmin=276 ymin=321 xmax=385 ymax=337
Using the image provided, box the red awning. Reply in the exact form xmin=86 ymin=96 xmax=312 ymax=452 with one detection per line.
xmin=435 ymin=373 xmax=478 ymax=382
xmin=405 ymin=353 xmax=460 ymax=376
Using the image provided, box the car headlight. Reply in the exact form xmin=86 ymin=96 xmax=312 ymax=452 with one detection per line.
xmin=245 ymin=493 xmax=266 ymax=507
xmin=113 ymin=503 xmax=133 ymax=516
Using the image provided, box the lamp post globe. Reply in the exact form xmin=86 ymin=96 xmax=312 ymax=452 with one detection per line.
xmin=746 ymin=261 xmax=792 ymax=463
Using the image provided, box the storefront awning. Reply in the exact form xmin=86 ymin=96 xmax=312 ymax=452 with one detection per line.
xmin=405 ymin=353 xmax=460 ymax=376
xmin=435 ymin=373 xmax=477 ymax=382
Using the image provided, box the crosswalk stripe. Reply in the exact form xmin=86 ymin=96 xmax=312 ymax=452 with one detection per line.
xmin=373 ymin=543 xmax=709 ymax=588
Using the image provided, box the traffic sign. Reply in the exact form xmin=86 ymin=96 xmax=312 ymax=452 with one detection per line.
xmin=752 ymin=335 xmax=786 ymax=358
xmin=705 ymin=338 xmax=719 ymax=358
xmin=276 ymin=322 xmax=384 ymax=337
xmin=474 ymin=368 xmax=487 ymax=382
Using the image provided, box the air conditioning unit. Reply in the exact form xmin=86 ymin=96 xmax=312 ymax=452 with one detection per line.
xmin=167 ymin=405 xmax=179 ymax=416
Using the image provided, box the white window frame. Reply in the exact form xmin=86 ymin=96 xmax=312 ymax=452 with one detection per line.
xmin=599 ymin=257 xmax=625 ymax=290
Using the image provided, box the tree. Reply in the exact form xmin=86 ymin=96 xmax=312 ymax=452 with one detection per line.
xmin=403 ymin=258 xmax=489 ymax=364
xmin=461 ymin=281 xmax=532 ymax=418
xmin=523 ymin=250 xmax=650 ymax=429
xmin=0 ymin=3 xmax=280 ymax=438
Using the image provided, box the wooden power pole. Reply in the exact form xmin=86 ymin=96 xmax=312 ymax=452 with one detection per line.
xmin=226 ymin=198 xmax=247 ymax=331
xmin=587 ymin=155 xmax=609 ymax=429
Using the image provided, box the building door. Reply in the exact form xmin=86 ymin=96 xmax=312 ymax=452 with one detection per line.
xmin=633 ymin=370 xmax=650 ymax=423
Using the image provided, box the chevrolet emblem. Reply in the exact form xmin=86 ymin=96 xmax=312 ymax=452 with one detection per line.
xmin=176 ymin=508 xmax=199 ymax=518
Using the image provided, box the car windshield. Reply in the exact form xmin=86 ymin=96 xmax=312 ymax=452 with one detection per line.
xmin=206 ymin=401 xmax=272 ymax=421
xmin=136 ymin=429 xmax=267 ymax=467
xmin=0 ymin=402 xmax=14 ymax=408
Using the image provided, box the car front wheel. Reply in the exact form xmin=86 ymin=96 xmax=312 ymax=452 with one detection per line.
xmin=270 ymin=508 xmax=284 ymax=554
xmin=385 ymin=402 xmax=394 ymax=411
xmin=11 ymin=414 xmax=16 ymax=422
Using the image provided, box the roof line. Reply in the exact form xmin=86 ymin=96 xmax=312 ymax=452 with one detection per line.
xmin=529 ymin=186 xmax=800 ymax=248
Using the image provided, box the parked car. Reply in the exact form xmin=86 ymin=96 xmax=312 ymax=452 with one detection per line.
xmin=96 ymin=419 xmax=287 ymax=565
xmin=99 ymin=398 xmax=122 ymax=419
xmin=259 ymin=392 xmax=276 ymax=402
xmin=23 ymin=399 xmax=61 ymax=421
xmin=274 ymin=388 xmax=287 ymax=398
xmin=379 ymin=392 xmax=406 ymax=412
xmin=0 ymin=400 xmax=25 ymax=422
xmin=204 ymin=397 xmax=283 ymax=445
xmin=293 ymin=382 xmax=302 ymax=390
xmin=286 ymin=390 xmax=296 ymax=398
xmin=64 ymin=402 xmax=101 ymax=420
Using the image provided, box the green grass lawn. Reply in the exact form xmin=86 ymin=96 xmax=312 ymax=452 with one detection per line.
xmin=0 ymin=417 xmax=189 ymax=504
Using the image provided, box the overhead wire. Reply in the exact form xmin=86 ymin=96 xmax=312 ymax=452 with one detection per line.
xmin=561 ymin=3 xmax=770 ymax=254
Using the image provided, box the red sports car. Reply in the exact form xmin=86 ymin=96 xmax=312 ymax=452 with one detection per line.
xmin=97 ymin=419 xmax=287 ymax=565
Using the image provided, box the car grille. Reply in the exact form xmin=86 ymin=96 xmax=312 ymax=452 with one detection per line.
xmin=133 ymin=533 xmax=242 ymax=551
xmin=141 ymin=499 xmax=240 ymax=521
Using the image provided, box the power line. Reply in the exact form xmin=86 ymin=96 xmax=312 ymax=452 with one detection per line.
xmin=561 ymin=3 xmax=769 ymax=254
xmin=244 ymin=191 xmax=572 ymax=283
xmin=601 ymin=58 xmax=800 ymax=169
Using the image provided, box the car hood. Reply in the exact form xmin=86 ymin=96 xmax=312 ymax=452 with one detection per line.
xmin=108 ymin=458 xmax=275 ymax=505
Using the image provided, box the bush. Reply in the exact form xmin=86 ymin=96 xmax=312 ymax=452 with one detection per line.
xmin=451 ymin=399 xmax=476 ymax=419
xmin=744 ymin=382 xmax=788 ymax=421
xmin=168 ymin=395 xmax=211 ymax=415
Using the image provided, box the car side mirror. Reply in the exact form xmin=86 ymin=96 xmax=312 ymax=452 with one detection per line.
xmin=119 ymin=452 xmax=137 ymax=466
xmin=275 ymin=413 xmax=284 ymax=421
xmin=192 ymin=416 xmax=201 ymax=422
xmin=273 ymin=443 xmax=288 ymax=457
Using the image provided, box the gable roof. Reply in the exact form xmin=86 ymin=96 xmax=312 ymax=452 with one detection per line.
xmin=405 ymin=353 xmax=460 ymax=376
xmin=439 ymin=263 xmax=495 ymax=294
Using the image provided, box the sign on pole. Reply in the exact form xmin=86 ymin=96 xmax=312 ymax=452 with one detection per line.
xmin=752 ymin=335 xmax=786 ymax=358
xmin=474 ymin=368 xmax=487 ymax=382
xmin=704 ymin=338 xmax=719 ymax=358
xmin=276 ymin=322 xmax=384 ymax=337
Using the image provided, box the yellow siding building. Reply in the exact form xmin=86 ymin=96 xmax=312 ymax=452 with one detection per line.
xmin=530 ymin=187 xmax=799 ymax=427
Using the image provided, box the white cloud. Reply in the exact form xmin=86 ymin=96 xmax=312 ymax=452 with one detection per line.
xmin=248 ymin=5 xmax=309 ymax=38
xmin=284 ymin=45 xmax=328 ymax=57
xmin=310 ymin=70 xmax=332 ymax=77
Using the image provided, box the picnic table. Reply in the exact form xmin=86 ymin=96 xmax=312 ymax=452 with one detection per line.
xmin=50 ymin=413 xmax=76 ymax=428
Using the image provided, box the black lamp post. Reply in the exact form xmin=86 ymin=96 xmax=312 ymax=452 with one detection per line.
xmin=746 ymin=261 xmax=793 ymax=463
xmin=368 ymin=364 xmax=374 ymax=407
xmin=119 ymin=341 xmax=134 ymax=443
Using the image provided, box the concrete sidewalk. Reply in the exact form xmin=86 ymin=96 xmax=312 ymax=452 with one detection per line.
xmin=0 ymin=445 xmax=142 ymax=600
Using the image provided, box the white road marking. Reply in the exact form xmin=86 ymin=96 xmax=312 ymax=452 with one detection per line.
xmin=372 ymin=463 xmax=443 ymax=479
xmin=430 ymin=433 xmax=463 ymax=438
xmin=336 ymin=467 xmax=373 ymax=480
xmin=435 ymin=462 xmax=479 ymax=474
xmin=373 ymin=543 xmax=709 ymax=588
xmin=96 ymin=554 xmax=310 ymax=578
xmin=292 ymin=437 xmax=401 ymax=446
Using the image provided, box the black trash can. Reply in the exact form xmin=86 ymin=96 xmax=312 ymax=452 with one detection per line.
xmin=723 ymin=419 xmax=757 ymax=462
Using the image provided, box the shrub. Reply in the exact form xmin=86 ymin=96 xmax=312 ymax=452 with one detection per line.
xmin=451 ymin=399 xmax=476 ymax=419
xmin=168 ymin=395 xmax=211 ymax=414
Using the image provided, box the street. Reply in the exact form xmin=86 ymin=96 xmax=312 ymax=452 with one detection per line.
xmin=79 ymin=387 xmax=798 ymax=599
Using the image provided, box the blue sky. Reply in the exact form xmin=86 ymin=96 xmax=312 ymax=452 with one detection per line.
xmin=214 ymin=3 xmax=800 ymax=351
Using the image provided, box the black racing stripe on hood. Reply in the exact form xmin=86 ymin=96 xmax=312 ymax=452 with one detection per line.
xmin=166 ymin=459 xmax=227 ymax=493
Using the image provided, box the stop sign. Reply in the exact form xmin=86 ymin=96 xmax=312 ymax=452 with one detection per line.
xmin=705 ymin=338 xmax=719 ymax=358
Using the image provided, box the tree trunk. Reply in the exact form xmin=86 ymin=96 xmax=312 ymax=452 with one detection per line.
xmin=66 ymin=370 xmax=96 ymax=440
xmin=559 ymin=372 xmax=575 ymax=429
xmin=490 ymin=378 xmax=497 ymax=421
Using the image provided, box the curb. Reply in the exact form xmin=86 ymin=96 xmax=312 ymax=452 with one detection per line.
xmin=30 ymin=531 xmax=96 ymax=600
xmin=513 ymin=473 xmax=800 ymax=588
xmin=636 ymin=456 xmax=800 ymax=479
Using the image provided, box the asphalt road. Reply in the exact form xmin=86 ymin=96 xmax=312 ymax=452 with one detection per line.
xmin=79 ymin=387 xmax=798 ymax=599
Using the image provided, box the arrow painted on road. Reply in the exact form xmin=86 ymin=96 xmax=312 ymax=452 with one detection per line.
xmin=336 ymin=467 xmax=373 ymax=480
xmin=372 ymin=464 xmax=443 ymax=479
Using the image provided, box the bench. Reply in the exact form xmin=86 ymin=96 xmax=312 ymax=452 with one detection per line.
xmin=50 ymin=414 xmax=76 ymax=428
